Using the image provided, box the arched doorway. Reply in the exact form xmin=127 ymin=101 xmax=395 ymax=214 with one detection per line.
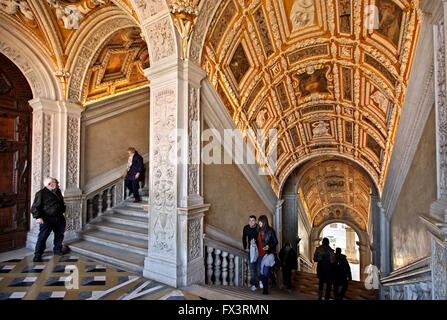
xmin=321 ymin=222 xmax=360 ymax=281
xmin=0 ymin=52 xmax=33 ymax=252
xmin=280 ymin=158 xmax=376 ymax=280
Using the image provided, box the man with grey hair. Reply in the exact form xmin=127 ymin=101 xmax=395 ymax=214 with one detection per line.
xmin=30 ymin=177 xmax=67 ymax=262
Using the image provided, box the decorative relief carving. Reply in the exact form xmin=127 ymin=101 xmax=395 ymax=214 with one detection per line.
xmin=0 ymin=0 xmax=34 ymax=20
xmin=188 ymin=86 xmax=199 ymax=195
xmin=150 ymin=88 xmax=177 ymax=257
xmin=42 ymin=114 xmax=52 ymax=181
xmin=0 ymin=40 xmax=43 ymax=97
xmin=187 ymin=218 xmax=201 ymax=262
xmin=432 ymin=239 xmax=447 ymax=300
xmin=146 ymin=16 xmax=176 ymax=63
xmin=290 ymin=0 xmax=315 ymax=31
xmin=66 ymin=116 xmax=79 ymax=189
xmin=31 ymin=112 xmax=43 ymax=195
xmin=65 ymin=200 xmax=81 ymax=231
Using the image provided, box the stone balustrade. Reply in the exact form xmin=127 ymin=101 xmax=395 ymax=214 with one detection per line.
xmin=380 ymin=256 xmax=432 ymax=300
xmin=204 ymin=236 xmax=250 ymax=287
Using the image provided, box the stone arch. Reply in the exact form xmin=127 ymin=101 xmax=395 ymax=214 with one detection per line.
xmin=279 ymin=154 xmax=380 ymax=199
xmin=311 ymin=218 xmax=372 ymax=280
xmin=0 ymin=22 xmax=61 ymax=100
xmin=66 ymin=12 xmax=138 ymax=102
xmin=127 ymin=0 xmax=179 ymax=65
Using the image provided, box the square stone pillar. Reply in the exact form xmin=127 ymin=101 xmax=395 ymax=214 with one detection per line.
xmin=26 ymin=98 xmax=83 ymax=249
xmin=143 ymin=59 xmax=210 ymax=287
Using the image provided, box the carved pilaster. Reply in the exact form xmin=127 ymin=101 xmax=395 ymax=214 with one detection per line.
xmin=143 ymin=59 xmax=209 ymax=287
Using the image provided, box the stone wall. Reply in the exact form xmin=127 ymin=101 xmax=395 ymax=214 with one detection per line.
xmin=390 ymin=105 xmax=437 ymax=270
xmin=84 ymin=105 xmax=149 ymax=184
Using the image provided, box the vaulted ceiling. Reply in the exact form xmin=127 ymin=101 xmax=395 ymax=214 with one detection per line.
xmin=297 ymin=159 xmax=371 ymax=231
xmin=201 ymin=0 xmax=422 ymax=197
xmin=82 ymin=26 xmax=149 ymax=104
xmin=0 ymin=0 xmax=143 ymax=103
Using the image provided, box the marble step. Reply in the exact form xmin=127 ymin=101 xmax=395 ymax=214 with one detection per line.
xmin=120 ymin=200 xmax=149 ymax=210
xmin=100 ymin=213 xmax=148 ymax=228
xmin=81 ymin=230 xmax=147 ymax=255
xmin=184 ymin=284 xmax=315 ymax=300
xmin=113 ymin=206 xmax=148 ymax=218
xmin=87 ymin=221 xmax=148 ymax=240
xmin=68 ymin=240 xmax=145 ymax=274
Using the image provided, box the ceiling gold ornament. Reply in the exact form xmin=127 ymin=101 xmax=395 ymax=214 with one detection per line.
xmin=297 ymin=159 xmax=371 ymax=231
xmin=81 ymin=26 xmax=150 ymax=104
xmin=169 ymin=0 xmax=203 ymax=59
xmin=201 ymin=0 xmax=422 ymax=197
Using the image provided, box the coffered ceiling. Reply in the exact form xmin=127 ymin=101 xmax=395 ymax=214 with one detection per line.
xmin=298 ymin=159 xmax=371 ymax=231
xmin=201 ymin=0 xmax=422 ymax=197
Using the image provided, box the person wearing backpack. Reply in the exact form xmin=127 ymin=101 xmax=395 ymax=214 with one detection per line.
xmin=313 ymin=237 xmax=335 ymax=300
xmin=333 ymin=247 xmax=352 ymax=300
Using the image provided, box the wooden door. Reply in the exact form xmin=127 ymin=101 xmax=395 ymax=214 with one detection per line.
xmin=0 ymin=53 xmax=32 ymax=252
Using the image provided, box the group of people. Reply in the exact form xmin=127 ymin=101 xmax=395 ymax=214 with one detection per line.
xmin=242 ymin=215 xmax=297 ymax=295
xmin=314 ymin=237 xmax=352 ymax=300
xmin=31 ymin=147 xmax=144 ymax=262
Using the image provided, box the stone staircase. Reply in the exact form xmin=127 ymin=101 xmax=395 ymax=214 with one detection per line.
xmin=292 ymin=271 xmax=379 ymax=300
xmin=68 ymin=189 xmax=149 ymax=274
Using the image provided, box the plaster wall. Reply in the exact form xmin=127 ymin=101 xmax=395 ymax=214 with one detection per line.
xmin=84 ymin=105 xmax=149 ymax=184
xmin=390 ymin=105 xmax=436 ymax=270
xmin=203 ymin=125 xmax=272 ymax=242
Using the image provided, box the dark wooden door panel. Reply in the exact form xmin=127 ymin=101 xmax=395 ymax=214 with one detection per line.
xmin=0 ymin=53 xmax=32 ymax=252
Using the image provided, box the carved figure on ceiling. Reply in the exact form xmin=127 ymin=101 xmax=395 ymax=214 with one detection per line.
xmin=290 ymin=0 xmax=315 ymax=31
xmin=377 ymin=0 xmax=403 ymax=46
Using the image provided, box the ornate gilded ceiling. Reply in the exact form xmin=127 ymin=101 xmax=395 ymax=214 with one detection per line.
xmin=81 ymin=27 xmax=149 ymax=104
xmin=201 ymin=0 xmax=422 ymax=197
xmin=297 ymin=159 xmax=371 ymax=231
xmin=0 ymin=0 xmax=142 ymax=103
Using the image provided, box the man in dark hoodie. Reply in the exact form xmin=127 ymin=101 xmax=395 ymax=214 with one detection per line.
xmin=242 ymin=215 xmax=259 ymax=291
xmin=124 ymin=147 xmax=144 ymax=203
xmin=313 ymin=237 xmax=335 ymax=300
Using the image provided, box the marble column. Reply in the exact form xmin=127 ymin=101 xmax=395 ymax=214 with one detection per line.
xmin=142 ymin=59 xmax=210 ymax=288
xmin=282 ymin=193 xmax=298 ymax=252
xmin=26 ymin=98 xmax=83 ymax=249
xmin=378 ymin=202 xmax=390 ymax=276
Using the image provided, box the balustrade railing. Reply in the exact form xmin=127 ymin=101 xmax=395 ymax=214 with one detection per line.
xmin=204 ymin=236 xmax=250 ymax=287
xmin=83 ymin=178 xmax=126 ymax=224
xmin=298 ymin=254 xmax=314 ymax=273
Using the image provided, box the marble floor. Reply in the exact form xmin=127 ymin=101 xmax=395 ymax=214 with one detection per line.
xmin=0 ymin=249 xmax=201 ymax=300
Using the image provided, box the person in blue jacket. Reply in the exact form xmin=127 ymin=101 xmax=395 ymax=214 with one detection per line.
xmin=124 ymin=147 xmax=144 ymax=203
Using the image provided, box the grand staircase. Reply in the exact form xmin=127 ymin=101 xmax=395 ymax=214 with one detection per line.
xmin=68 ymin=189 xmax=149 ymax=274
xmin=292 ymin=271 xmax=378 ymax=300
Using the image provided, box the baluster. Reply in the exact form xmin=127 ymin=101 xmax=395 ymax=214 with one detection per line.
xmin=246 ymin=258 xmax=251 ymax=287
xmin=98 ymin=192 xmax=103 ymax=215
xmin=206 ymin=247 xmax=214 ymax=285
xmin=106 ymin=188 xmax=112 ymax=211
xmin=222 ymin=251 xmax=228 ymax=286
xmin=229 ymin=254 xmax=234 ymax=286
xmin=87 ymin=199 xmax=94 ymax=222
xmin=214 ymin=249 xmax=221 ymax=285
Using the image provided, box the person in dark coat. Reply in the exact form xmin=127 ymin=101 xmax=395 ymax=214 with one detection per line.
xmin=279 ymin=242 xmax=297 ymax=292
xmin=333 ymin=247 xmax=352 ymax=300
xmin=313 ymin=237 xmax=335 ymax=300
xmin=31 ymin=177 xmax=67 ymax=262
xmin=242 ymin=215 xmax=259 ymax=291
xmin=124 ymin=147 xmax=144 ymax=203
xmin=257 ymin=215 xmax=278 ymax=295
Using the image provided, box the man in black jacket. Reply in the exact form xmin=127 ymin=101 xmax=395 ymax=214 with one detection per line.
xmin=242 ymin=215 xmax=259 ymax=291
xmin=124 ymin=147 xmax=144 ymax=203
xmin=333 ymin=247 xmax=352 ymax=300
xmin=31 ymin=177 xmax=66 ymax=262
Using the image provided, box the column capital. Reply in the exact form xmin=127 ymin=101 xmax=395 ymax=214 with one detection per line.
xmin=28 ymin=97 xmax=83 ymax=115
xmin=143 ymin=58 xmax=207 ymax=87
